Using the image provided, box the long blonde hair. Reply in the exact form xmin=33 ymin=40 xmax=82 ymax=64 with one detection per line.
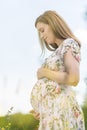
xmin=35 ymin=10 xmax=81 ymax=53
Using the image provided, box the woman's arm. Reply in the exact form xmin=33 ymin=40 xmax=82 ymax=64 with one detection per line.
xmin=37 ymin=49 xmax=80 ymax=86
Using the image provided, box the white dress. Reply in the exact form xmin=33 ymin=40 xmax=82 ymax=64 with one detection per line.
xmin=30 ymin=38 xmax=85 ymax=130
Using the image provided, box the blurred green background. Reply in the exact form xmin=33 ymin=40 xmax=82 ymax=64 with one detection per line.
xmin=0 ymin=94 xmax=87 ymax=130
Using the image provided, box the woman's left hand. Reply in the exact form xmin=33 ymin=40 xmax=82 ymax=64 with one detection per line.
xmin=37 ymin=67 xmax=46 ymax=79
xmin=29 ymin=109 xmax=40 ymax=120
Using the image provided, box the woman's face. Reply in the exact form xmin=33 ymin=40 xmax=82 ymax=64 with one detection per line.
xmin=36 ymin=22 xmax=57 ymax=45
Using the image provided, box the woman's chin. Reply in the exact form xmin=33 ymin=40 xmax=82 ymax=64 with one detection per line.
xmin=47 ymin=42 xmax=53 ymax=45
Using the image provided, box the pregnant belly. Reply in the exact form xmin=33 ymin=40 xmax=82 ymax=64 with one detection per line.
xmin=30 ymin=78 xmax=60 ymax=112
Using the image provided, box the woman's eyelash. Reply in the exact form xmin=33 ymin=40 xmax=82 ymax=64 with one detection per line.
xmin=40 ymin=29 xmax=44 ymax=32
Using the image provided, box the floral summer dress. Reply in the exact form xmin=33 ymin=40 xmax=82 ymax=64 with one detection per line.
xmin=30 ymin=38 xmax=85 ymax=130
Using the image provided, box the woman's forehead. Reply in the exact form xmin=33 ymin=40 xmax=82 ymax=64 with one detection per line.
xmin=36 ymin=22 xmax=47 ymax=30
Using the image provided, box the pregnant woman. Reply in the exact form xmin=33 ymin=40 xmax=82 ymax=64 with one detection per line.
xmin=30 ymin=10 xmax=85 ymax=130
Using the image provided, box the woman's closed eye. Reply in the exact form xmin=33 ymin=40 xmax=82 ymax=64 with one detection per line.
xmin=40 ymin=29 xmax=44 ymax=33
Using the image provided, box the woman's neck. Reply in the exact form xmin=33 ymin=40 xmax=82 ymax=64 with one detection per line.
xmin=55 ymin=38 xmax=65 ymax=46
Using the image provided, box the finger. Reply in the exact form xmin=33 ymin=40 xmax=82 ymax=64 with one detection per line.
xmin=35 ymin=113 xmax=40 ymax=119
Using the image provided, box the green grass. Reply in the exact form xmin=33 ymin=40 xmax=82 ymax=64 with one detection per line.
xmin=82 ymin=106 xmax=87 ymax=129
xmin=0 ymin=106 xmax=87 ymax=130
xmin=0 ymin=113 xmax=39 ymax=130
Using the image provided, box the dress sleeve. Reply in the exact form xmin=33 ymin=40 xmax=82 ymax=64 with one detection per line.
xmin=61 ymin=38 xmax=81 ymax=63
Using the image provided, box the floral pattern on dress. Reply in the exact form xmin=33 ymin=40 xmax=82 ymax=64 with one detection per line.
xmin=30 ymin=38 xmax=85 ymax=130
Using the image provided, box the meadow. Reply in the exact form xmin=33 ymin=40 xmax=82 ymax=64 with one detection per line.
xmin=0 ymin=105 xmax=87 ymax=130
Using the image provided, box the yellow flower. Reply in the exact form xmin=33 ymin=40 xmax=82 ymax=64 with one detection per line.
xmin=8 ymin=123 xmax=11 ymax=126
xmin=1 ymin=128 xmax=5 ymax=130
